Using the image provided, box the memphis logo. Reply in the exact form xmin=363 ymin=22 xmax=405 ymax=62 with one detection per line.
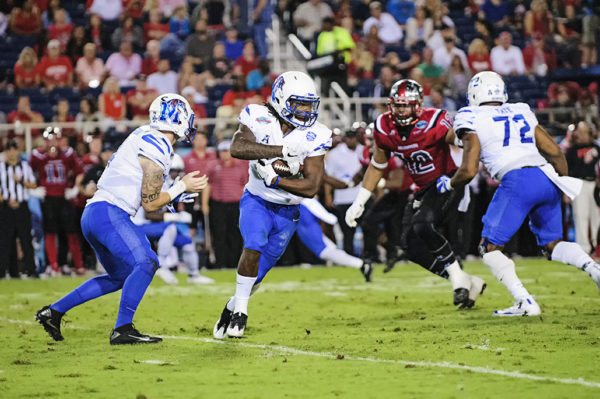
xmin=271 ymin=76 xmax=285 ymax=101
xmin=256 ymin=116 xmax=271 ymax=124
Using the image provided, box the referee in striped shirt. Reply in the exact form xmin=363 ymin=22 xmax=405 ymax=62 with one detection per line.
xmin=0 ymin=139 xmax=37 ymax=278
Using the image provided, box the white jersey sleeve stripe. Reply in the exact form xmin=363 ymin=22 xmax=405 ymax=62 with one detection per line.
xmin=375 ymin=115 xmax=386 ymax=135
xmin=425 ymin=109 xmax=441 ymax=131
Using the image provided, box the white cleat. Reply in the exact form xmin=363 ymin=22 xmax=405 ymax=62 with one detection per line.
xmin=583 ymin=262 xmax=600 ymax=291
xmin=188 ymin=274 xmax=215 ymax=284
xmin=155 ymin=268 xmax=179 ymax=285
xmin=462 ymin=275 xmax=486 ymax=309
xmin=493 ymin=297 xmax=541 ymax=317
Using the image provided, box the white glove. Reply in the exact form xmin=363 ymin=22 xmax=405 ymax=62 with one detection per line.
xmin=376 ymin=178 xmax=387 ymax=189
xmin=29 ymin=186 xmax=46 ymax=199
xmin=255 ymin=161 xmax=279 ymax=186
xmin=65 ymin=187 xmax=79 ymax=200
xmin=287 ymin=161 xmax=301 ymax=176
xmin=342 ymin=178 xmax=355 ymax=188
xmin=281 ymin=144 xmax=302 ymax=164
xmin=345 ymin=187 xmax=372 ymax=227
xmin=164 ymin=211 xmax=192 ymax=224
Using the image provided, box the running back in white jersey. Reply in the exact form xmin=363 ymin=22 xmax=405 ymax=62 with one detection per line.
xmin=88 ymin=126 xmax=173 ymax=215
xmin=238 ymin=104 xmax=332 ymax=205
xmin=453 ymin=102 xmax=547 ymax=180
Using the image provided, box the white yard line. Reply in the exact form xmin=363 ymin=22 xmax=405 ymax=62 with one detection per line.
xmin=162 ymin=335 xmax=600 ymax=389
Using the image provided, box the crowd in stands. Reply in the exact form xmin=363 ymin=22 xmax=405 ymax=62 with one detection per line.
xmin=1 ymin=0 xmax=600 ymax=278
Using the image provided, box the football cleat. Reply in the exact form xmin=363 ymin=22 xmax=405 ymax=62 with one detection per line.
xmin=582 ymin=261 xmax=600 ymax=291
xmin=450 ymin=270 xmax=471 ymax=307
xmin=361 ymin=260 xmax=373 ymax=282
xmin=213 ymin=303 xmax=233 ymax=339
xmin=109 ymin=323 xmax=162 ymax=345
xmin=460 ymin=275 xmax=487 ymax=309
xmin=35 ymin=305 xmax=64 ymax=341
xmin=75 ymin=267 xmax=87 ymax=276
xmin=155 ymin=267 xmax=179 ymax=285
xmin=493 ymin=297 xmax=541 ymax=317
xmin=226 ymin=312 xmax=248 ymax=338
xmin=383 ymin=247 xmax=406 ymax=273
xmin=61 ymin=265 xmax=72 ymax=276
xmin=188 ymin=274 xmax=215 ymax=284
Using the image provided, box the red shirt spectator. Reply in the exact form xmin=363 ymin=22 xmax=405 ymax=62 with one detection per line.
xmin=523 ymin=34 xmax=557 ymax=75
xmin=10 ymin=1 xmax=43 ymax=35
xmin=126 ymin=80 xmax=158 ymax=119
xmin=206 ymin=150 xmax=248 ymax=202
xmin=467 ymin=53 xmax=492 ymax=73
xmin=47 ymin=9 xmax=74 ymax=51
xmin=8 ymin=96 xmax=45 ymax=135
xmin=123 ymin=0 xmax=144 ymax=19
xmin=234 ymin=40 xmax=259 ymax=77
xmin=36 ymin=40 xmax=74 ymax=90
xmin=30 ymin=145 xmax=80 ymax=197
xmin=100 ymin=93 xmax=126 ymax=120
xmin=183 ymin=134 xmax=217 ymax=175
xmin=14 ymin=47 xmax=40 ymax=88
xmin=144 ymin=9 xmax=169 ymax=42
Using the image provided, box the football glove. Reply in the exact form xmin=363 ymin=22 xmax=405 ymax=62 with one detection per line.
xmin=255 ymin=160 xmax=279 ymax=186
xmin=436 ymin=175 xmax=452 ymax=194
xmin=345 ymin=187 xmax=372 ymax=227
xmin=164 ymin=211 xmax=192 ymax=224
xmin=65 ymin=187 xmax=79 ymax=200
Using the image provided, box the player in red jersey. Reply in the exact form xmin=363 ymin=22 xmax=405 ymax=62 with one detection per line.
xmin=346 ymin=79 xmax=486 ymax=308
xmin=30 ymin=130 xmax=85 ymax=276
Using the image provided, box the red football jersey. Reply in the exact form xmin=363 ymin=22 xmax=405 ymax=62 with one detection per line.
xmin=374 ymin=108 xmax=456 ymax=190
xmin=30 ymin=147 xmax=79 ymax=197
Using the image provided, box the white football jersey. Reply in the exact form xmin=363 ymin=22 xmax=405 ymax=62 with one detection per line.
xmin=453 ymin=102 xmax=547 ymax=180
xmin=88 ymin=126 xmax=173 ymax=216
xmin=238 ymin=104 xmax=332 ymax=205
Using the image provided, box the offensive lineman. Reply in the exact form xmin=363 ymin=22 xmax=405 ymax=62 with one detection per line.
xmin=346 ymin=79 xmax=486 ymax=309
xmin=35 ymin=94 xmax=208 ymax=344
xmin=213 ymin=71 xmax=332 ymax=339
xmin=438 ymin=71 xmax=600 ymax=316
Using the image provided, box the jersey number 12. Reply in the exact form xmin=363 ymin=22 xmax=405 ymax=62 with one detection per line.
xmin=493 ymin=114 xmax=532 ymax=147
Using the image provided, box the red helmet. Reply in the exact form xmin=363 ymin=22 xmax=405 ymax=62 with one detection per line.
xmin=388 ymin=79 xmax=424 ymax=126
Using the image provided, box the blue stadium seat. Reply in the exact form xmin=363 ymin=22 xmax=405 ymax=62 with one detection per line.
xmin=83 ymin=86 xmax=102 ymax=98
xmin=384 ymin=45 xmax=411 ymax=62
xmin=18 ymin=87 xmax=45 ymax=100
xmin=208 ymin=84 xmax=232 ymax=103
xmin=31 ymin=103 xmax=54 ymax=121
xmin=355 ymin=79 xmax=375 ymax=98
xmin=49 ymin=87 xmax=80 ymax=104
xmin=0 ymin=94 xmax=17 ymax=105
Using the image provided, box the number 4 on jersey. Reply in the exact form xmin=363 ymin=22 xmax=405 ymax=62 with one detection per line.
xmin=493 ymin=113 xmax=532 ymax=147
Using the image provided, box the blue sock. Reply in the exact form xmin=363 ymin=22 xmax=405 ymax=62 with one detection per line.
xmin=115 ymin=263 xmax=156 ymax=328
xmin=51 ymin=275 xmax=124 ymax=314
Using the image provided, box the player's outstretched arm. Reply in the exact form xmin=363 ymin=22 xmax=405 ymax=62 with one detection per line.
xmin=535 ymin=125 xmax=568 ymax=176
xmin=276 ymin=155 xmax=325 ymax=198
xmin=450 ymin=132 xmax=481 ymax=188
xmin=230 ymin=124 xmax=292 ymax=160
xmin=139 ymin=156 xmax=208 ymax=212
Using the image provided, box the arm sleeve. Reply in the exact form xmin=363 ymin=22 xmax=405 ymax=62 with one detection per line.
xmin=453 ymin=108 xmax=477 ymax=139
xmin=138 ymin=133 xmax=171 ymax=169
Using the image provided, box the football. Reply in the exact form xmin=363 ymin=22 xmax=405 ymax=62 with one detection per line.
xmin=271 ymin=159 xmax=302 ymax=177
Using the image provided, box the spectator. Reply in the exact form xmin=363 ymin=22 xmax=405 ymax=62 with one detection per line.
xmin=347 ymin=42 xmax=375 ymax=87
xmin=0 ymin=139 xmax=38 ymax=278
xmin=474 ymin=18 xmax=496 ymax=50
xmin=105 ymin=41 xmax=142 ymax=87
xmin=181 ymin=86 xmax=207 ymax=130
xmin=203 ymin=140 xmax=248 ymax=268
xmin=523 ymin=0 xmax=554 ymax=39
xmin=490 ymin=31 xmax=526 ymax=75
xmin=75 ymin=43 xmax=105 ymax=89
xmin=47 ymin=8 xmax=73 ymax=51
xmin=160 ymin=0 xmax=187 ymax=18
xmin=582 ymin=6 xmax=600 ymax=67
xmin=183 ymin=131 xmax=216 ymax=176
xmin=112 ymin=15 xmax=145 ymax=52
xmin=246 ymin=59 xmax=274 ymax=100
xmin=325 ymin=128 xmax=364 ymax=255
xmin=386 ymin=0 xmax=415 ymax=25
xmin=147 ymin=59 xmax=178 ymax=94
xmin=0 ymin=12 xmax=6 ymax=37
xmin=142 ymin=39 xmax=161 ymax=76
xmin=42 ymin=0 xmax=70 ymax=29
xmin=65 ymin=26 xmax=86 ymax=65
xmin=52 ymin=99 xmax=75 ymax=137
xmin=433 ymin=28 xmax=468 ymax=72
xmin=185 ymin=19 xmax=216 ymax=72
xmin=548 ymin=84 xmax=576 ymax=136
xmin=251 ymin=0 xmax=274 ymax=59
xmin=566 ymin=121 xmax=600 ymax=255
xmin=178 ymin=60 xmax=200 ymax=92
xmin=8 ymin=96 xmax=44 ymax=127
xmin=170 ymin=5 xmax=190 ymax=40
xmin=362 ymin=1 xmax=403 ymax=45
xmin=467 ymin=38 xmax=492 ymax=73
xmin=36 ymin=39 xmax=73 ymax=90
xmin=127 ymin=78 xmax=158 ymax=120
xmin=364 ymin=24 xmax=384 ymax=59
xmin=14 ymin=47 xmax=40 ymax=89
xmin=424 ymin=84 xmax=456 ymax=111
xmin=446 ymin=55 xmax=471 ymax=101
xmin=79 ymin=140 xmax=115 ymax=199
xmin=144 ymin=8 xmax=169 ymax=43
xmin=372 ymin=65 xmax=396 ymax=99
xmin=234 ymin=40 xmax=259 ymax=77
xmin=123 ymin=0 xmax=144 ymax=19
xmin=316 ymin=17 xmax=355 ymax=64
xmin=523 ymin=33 xmax=557 ymax=76
xmin=224 ymin=27 xmax=244 ymax=61
xmin=85 ymin=13 xmax=111 ymax=53
xmin=75 ymin=97 xmax=102 ymax=138
xmin=88 ymin=0 xmax=123 ymax=21
xmin=417 ymin=47 xmax=445 ymax=87
xmin=478 ymin=0 xmax=509 ymax=27
xmin=405 ymin=6 xmax=434 ymax=48
xmin=293 ymin=0 xmax=334 ymax=45
xmin=98 ymin=77 xmax=126 ymax=122
xmin=204 ymin=42 xmax=233 ymax=86
xmin=10 ymin=0 xmax=42 ymax=35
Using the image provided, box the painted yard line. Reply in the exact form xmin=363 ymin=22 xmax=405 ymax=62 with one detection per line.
xmin=162 ymin=335 xmax=600 ymax=389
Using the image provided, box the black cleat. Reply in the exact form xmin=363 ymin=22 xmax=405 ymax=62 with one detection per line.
xmin=109 ymin=323 xmax=162 ymax=345
xmin=226 ymin=312 xmax=248 ymax=338
xmin=383 ymin=248 xmax=406 ymax=273
xmin=453 ymin=288 xmax=470 ymax=307
xmin=361 ymin=260 xmax=373 ymax=282
xmin=36 ymin=305 xmax=64 ymax=341
xmin=213 ymin=303 xmax=233 ymax=339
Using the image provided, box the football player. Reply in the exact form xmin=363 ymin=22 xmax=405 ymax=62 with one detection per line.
xmin=36 ymin=94 xmax=208 ymax=344
xmin=346 ymin=79 xmax=486 ymax=309
xmin=213 ymin=71 xmax=332 ymax=339
xmin=438 ymin=71 xmax=600 ymax=316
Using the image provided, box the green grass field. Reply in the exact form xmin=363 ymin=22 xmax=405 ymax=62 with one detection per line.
xmin=1 ymin=259 xmax=600 ymax=398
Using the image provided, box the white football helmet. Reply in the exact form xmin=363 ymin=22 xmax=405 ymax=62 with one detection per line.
xmin=149 ymin=94 xmax=196 ymax=142
xmin=269 ymin=71 xmax=320 ymax=128
xmin=467 ymin=71 xmax=508 ymax=106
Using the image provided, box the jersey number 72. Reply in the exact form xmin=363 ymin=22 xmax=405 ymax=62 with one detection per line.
xmin=493 ymin=114 xmax=533 ymax=147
